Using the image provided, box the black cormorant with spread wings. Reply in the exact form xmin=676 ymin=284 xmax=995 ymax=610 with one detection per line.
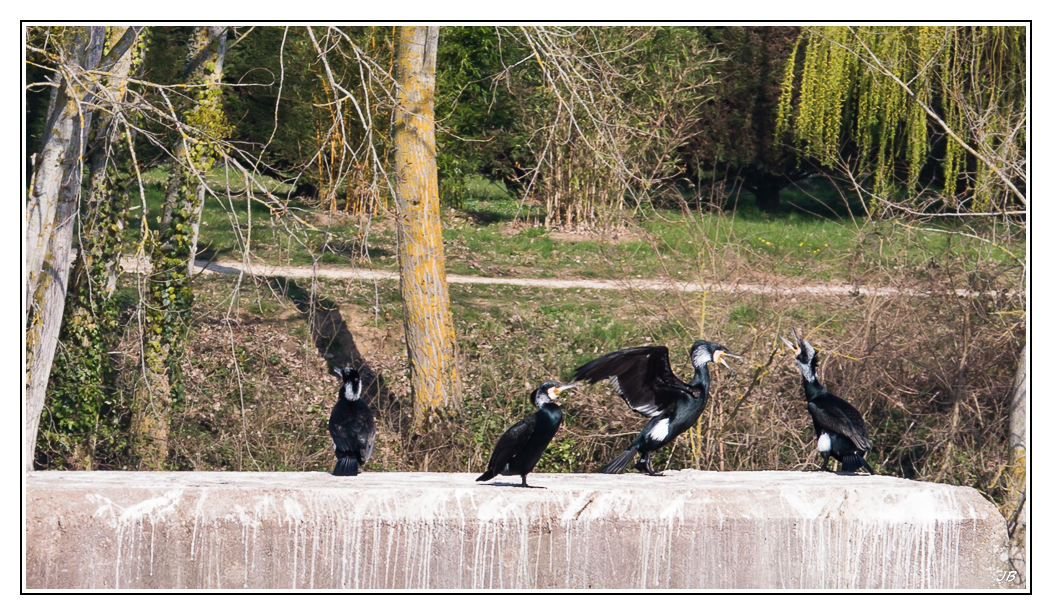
xmin=781 ymin=328 xmax=874 ymax=474
xmin=572 ymin=341 xmax=740 ymax=475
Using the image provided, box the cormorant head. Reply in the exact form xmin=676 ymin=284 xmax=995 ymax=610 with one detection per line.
xmin=333 ymin=366 xmax=362 ymax=401
xmin=532 ymin=381 xmax=579 ymax=407
xmin=690 ymin=340 xmax=742 ymax=375
xmin=780 ymin=328 xmax=818 ymax=382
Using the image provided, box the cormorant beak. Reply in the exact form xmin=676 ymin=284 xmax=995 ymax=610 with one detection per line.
xmin=781 ymin=327 xmax=806 ymax=353
xmin=713 ymin=350 xmax=742 ymax=375
xmin=550 ymin=383 xmax=581 ymax=398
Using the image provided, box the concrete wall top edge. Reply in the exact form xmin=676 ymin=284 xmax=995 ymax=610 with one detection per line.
xmin=26 ymin=469 xmax=1001 ymax=523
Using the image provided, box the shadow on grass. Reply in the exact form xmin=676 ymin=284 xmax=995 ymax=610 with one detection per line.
xmin=195 ymin=245 xmax=235 ymax=264
xmin=320 ymin=240 xmax=394 ymax=262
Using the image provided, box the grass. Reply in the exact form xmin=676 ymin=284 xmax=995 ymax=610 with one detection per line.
xmin=126 ymin=169 xmax=1025 ymax=292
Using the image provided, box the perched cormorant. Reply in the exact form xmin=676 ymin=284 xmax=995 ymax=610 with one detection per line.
xmin=329 ymin=366 xmax=376 ymax=476
xmin=572 ymin=341 xmax=740 ymax=475
xmin=476 ymin=382 xmax=578 ymax=488
xmin=781 ymin=328 xmax=874 ymax=474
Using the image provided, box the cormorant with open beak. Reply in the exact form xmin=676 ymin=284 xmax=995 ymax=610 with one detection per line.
xmin=477 ymin=382 xmax=578 ymax=488
xmin=329 ymin=366 xmax=376 ymax=476
xmin=781 ymin=328 xmax=874 ymax=474
xmin=572 ymin=341 xmax=741 ymax=475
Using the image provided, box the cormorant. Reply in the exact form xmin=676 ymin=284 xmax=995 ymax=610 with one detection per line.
xmin=476 ymin=382 xmax=578 ymax=488
xmin=781 ymin=328 xmax=874 ymax=474
xmin=329 ymin=366 xmax=376 ymax=476
xmin=572 ymin=341 xmax=741 ymax=475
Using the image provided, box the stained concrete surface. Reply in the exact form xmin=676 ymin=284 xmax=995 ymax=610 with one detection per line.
xmin=25 ymin=470 xmax=1011 ymax=590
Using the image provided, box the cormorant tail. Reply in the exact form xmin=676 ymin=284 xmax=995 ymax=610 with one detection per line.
xmin=476 ymin=469 xmax=496 ymax=482
xmin=600 ymin=445 xmax=639 ymax=474
xmin=842 ymin=453 xmax=874 ymax=475
xmin=333 ymin=456 xmax=360 ymax=476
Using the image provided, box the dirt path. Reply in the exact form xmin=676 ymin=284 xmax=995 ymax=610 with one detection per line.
xmin=120 ymin=256 xmax=993 ymax=298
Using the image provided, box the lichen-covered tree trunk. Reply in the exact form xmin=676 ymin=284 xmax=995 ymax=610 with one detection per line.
xmin=392 ymin=26 xmax=461 ymax=429
xmin=131 ymin=26 xmax=227 ymax=469
xmin=24 ymin=26 xmax=106 ymax=472
xmin=40 ymin=27 xmax=146 ymax=470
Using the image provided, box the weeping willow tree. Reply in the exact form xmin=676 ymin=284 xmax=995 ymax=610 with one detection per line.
xmin=776 ymin=26 xmax=1027 ymax=214
xmin=778 ymin=25 xmax=1028 ymax=585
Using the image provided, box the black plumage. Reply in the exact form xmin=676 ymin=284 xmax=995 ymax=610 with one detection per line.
xmin=329 ymin=366 xmax=376 ymax=476
xmin=781 ymin=328 xmax=874 ymax=474
xmin=477 ymin=382 xmax=577 ymax=488
xmin=572 ymin=341 xmax=740 ymax=475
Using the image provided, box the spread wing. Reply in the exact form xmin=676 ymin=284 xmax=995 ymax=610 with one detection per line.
xmin=486 ymin=414 xmax=536 ymax=473
xmin=809 ymin=394 xmax=871 ymax=450
xmin=572 ymin=346 xmax=688 ymax=418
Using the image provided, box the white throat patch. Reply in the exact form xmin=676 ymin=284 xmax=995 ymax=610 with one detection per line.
xmin=797 ymin=361 xmax=815 ymax=382
xmin=691 ymin=347 xmax=711 ymax=367
xmin=342 ymin=381 xmax=361 ymax=401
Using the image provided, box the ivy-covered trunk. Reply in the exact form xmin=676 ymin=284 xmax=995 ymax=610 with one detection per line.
xmin=40 ymin=27 xmax=148 ymax=470
xmin=392 ymin=26 xmax=462 ymax=430
xmin=25 ymin=27 xmax=106 ymax=472
xmin=131 ymin=26 xmax=228 ymax=469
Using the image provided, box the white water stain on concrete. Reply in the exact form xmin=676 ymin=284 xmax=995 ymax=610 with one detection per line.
xmin=27 ymin=472 xmax=1006 ymax=590
xmin=86 ymin=490 xmax=183 ymax=589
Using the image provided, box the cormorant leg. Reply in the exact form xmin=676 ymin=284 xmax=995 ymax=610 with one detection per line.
xmin=819 ymin=454 xmax=832 ymax=472
xmin=636 ymin=453 xmax=663 ymax=477
xmin=519 ymin=475 xmax=545 ymax=488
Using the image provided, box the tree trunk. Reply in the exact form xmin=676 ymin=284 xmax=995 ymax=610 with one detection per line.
xmin=131 ymin=26 xmax=227 ymax=468
xmin=40 ymin=26 xmax=144 ymax=470
xmin=392 ymin=26 xmax=461 ymax=429
xmin=24 ymin=26 xmax=106 ymax=472
xmin=750 ymin=181 xmax=783 ymax=212
xmin=1005 ymin=345 xmax=1027 ymax=585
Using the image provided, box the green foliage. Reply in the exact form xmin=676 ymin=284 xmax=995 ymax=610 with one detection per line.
xmin=436 ymin=27 xmax=533 ymax=201
xmin=777 ymin=26 xmax=1026 ymax=213
xmin=222 ymin=26 xmax=394 ymax=206
xmin=682 ymin=26 xmax=805 ymax=211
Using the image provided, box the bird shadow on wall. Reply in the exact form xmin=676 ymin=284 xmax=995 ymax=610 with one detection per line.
xmin=265 ymin=276 xmax=408 ymax=435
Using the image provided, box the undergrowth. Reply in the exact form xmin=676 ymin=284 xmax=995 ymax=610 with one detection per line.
xmin=37 ymin=171 xmax=1026 ymax=513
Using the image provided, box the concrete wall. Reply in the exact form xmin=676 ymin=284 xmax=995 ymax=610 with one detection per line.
xmin=25 ymin=470 xmax=1012 ymax=590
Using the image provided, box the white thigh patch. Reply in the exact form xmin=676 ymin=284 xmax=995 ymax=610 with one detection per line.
xmin=817 ymin=432 xmax=831 ymax=453
xmin=649 ymin=419 xmax=670 ymax=443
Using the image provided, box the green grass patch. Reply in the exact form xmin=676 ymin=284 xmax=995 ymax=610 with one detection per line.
xmin=126 ymin=166 xmax=1024 ymax=294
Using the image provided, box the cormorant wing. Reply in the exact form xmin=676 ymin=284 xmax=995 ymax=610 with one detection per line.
xmin=330 ymin=400 xmax=376 ymax=460
xmin=809 ymin=395 xmax=871 ymax=450
xmin=329 ymin=420 xmax=357 ymax=455
xmin=486 ymin=414 xmax=537 ymax=473
xmin=355 ymin=403 xmax=376 ymax=463
xmin=572 ymin=346 xmax=688 ymax=418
